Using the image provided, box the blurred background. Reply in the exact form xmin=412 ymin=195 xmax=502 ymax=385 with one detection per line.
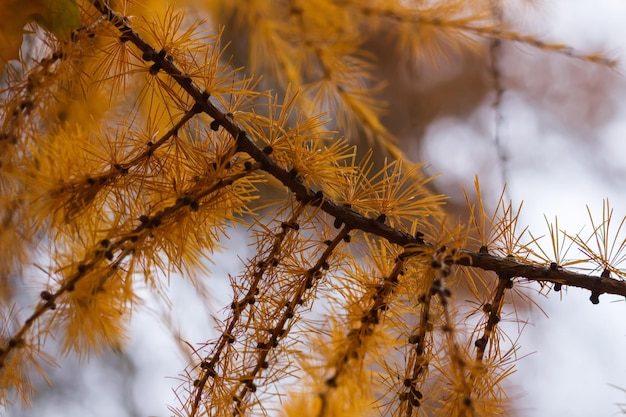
xmin=393 ymin=1 xmax=626 ymax=415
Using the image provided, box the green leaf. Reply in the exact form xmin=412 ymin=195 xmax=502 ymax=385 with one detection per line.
xmin=0 ymin=0 xmax=79 ymax=71
xmin=35 ymin=0 xmax=81 ymax=38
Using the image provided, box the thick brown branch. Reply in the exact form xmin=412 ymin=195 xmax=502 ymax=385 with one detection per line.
xmin=89 ymin=1 xmax=626 ymax=304
xmin=457 ymin=252 xmax=626 ymax=301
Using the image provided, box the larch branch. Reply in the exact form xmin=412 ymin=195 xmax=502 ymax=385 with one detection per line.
xmin=89 ymin=0 xmax=626 ymax=309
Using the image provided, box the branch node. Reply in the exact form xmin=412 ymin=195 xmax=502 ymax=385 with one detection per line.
xmin=142 ymin=49 xmax=157 ymax=62
xmin=210 ymin=119 xmax=220 ymax=131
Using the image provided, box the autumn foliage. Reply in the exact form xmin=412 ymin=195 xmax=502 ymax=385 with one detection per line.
xmin=0 ymin=1 xmax=624 ymax=416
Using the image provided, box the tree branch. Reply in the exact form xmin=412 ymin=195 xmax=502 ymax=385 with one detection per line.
xmin=89 ymin=0 xmax=626 ymax=306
